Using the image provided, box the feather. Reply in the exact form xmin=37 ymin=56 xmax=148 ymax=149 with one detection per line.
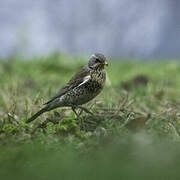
xmin=44 ymin=66 xmax=90 ymax=105
xmin=78 ymin=75 xmax=91 ymax=87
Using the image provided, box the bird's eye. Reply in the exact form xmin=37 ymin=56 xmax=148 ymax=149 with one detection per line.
xmin=95 ymin=58 xmax=101 ymax=63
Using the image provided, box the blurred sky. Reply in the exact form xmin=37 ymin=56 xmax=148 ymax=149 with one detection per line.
xmin=0 ymin=0 xmax=180 ymax=59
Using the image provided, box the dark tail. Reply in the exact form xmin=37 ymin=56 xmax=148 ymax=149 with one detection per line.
xmin=26 ymin=107 xmax=48 ymax=123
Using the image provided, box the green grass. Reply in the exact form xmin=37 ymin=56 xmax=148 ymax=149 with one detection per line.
xmin=0 ymin=54 xmax=180 ymax=179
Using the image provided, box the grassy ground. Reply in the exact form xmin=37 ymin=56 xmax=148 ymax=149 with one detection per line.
xmin=0 ymin=54 xmax=180 ymax=179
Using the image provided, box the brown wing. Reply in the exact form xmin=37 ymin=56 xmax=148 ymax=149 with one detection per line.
xmin=44 ymin=66 xmax=90 ymax=105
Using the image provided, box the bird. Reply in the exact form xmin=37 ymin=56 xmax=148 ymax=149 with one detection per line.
xmin=26 ymin=53 xmax=108 ymax=123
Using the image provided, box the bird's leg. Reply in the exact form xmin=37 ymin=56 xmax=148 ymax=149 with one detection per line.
xmin=78 ymin=108 xmax=84 ymax=116
xmin=71 ymin=106 xmax=79 ymax=117
xmin=77 ymin=106 xmax=94 ymax=130
xmin=77 ymin=106 xmax=94 ymax=115
xmin=71 ymin=106 xmax=84 ymax=129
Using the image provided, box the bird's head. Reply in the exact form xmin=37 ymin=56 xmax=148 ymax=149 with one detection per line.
xmin=88 ymin=53 xmax=108 ymax=70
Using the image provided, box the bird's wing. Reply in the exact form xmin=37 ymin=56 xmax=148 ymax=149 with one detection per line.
xmin=44 ymin=66 xmax=90 ymax=105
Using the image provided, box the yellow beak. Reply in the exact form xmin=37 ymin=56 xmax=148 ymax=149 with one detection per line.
xmin=104 ymin=61 xmax=108 ymax=66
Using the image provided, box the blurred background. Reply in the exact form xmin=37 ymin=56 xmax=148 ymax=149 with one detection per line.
xmin=1 ymin=0 xmax=180 ymax=59
xmin=1 ymin=1 xmax=180 ymax=179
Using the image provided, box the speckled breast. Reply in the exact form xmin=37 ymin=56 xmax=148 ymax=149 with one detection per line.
xmin=63 ymin=70 xmax=106 ymax=106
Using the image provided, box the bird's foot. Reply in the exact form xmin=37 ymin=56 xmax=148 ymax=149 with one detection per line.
xmin=71 ymin=105 xmax=93 ymax=116
xmin=77 ymin=106 xmax=94 ymax=116
xmin=71 ymin=105 xmax=93 ymax=130
xmin=71 ymin=106 xmax=80 ymax=117
xmin=71 ymin=106 xmax=84 ymax=129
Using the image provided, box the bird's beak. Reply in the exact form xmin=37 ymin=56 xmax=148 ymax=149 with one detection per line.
xmin=104 ymin=61 xmax=108 ymax=66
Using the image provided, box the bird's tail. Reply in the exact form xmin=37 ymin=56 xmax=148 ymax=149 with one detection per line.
xmin=26 ymin=106 xmax=48 ymax=123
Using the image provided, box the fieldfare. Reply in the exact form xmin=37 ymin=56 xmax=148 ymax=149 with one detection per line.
xmin=26 ymin=53 xmax=108 ymax=123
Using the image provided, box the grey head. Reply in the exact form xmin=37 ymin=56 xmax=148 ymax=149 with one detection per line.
xmin=88 ymin=53 xmax=108 ymax=70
